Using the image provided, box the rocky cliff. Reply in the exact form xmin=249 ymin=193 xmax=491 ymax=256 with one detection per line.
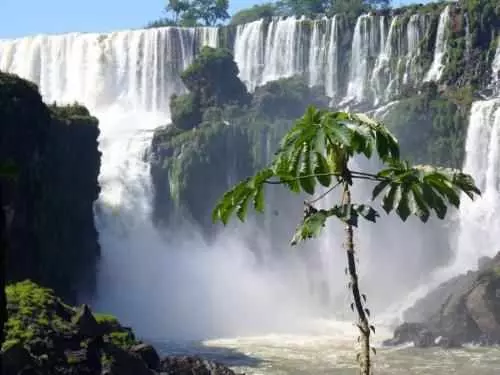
xmin=2 ymin=281 xmax=238 ymax=375
xmin=385 ymin=253 xmax=500 ymax=347
xmin=150 ymin=47 xmax=330 ymax=234
xmin=0 ymin=72 xmax=101 ymax=303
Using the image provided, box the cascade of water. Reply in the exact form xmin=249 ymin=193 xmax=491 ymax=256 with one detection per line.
xmin=0 ymin=11 xmax=475 ymax=338
xmin=234 ymin=16 xmax=341 ymax=97
xmin=403 ymin=13 xmax=429 ymax=86
xmin=233 ymin=19 xmax=265 ymax=91
xmin=0 ymin=27 xmax=228 ymax=338
xmin=370 ymin=16 xmax=396 ymax=105
xmin=491 ymin=38 xmax=500 ymax=94
xmin=324 ymin=16 xmax=339 ymax=99
xmin=448 ymin=99 xmax=500 ymax=274
xmin=464 ymin=12 xmax=471 ymax=62
xmin=308 ymin=17 xmax=328 ymax=88
xmin=424 ymin=6 xmax=450 ymax=82
xmin=345 ymin=15 xmax=378 ymax=104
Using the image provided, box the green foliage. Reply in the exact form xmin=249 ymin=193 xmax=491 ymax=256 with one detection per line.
xmin=3 ymin=280 xmax=137 ymax=353
xmin=93 ymin=313 xmax=119 ymax=325
xmin=290 ymin=204 xmax=379 ymax=245
xmin=106 ymin=332 xmax=136 ymax=348
xmin=383 ymin=85 xmax=472 ymax=168
xmin=272 ymin=0 xmax=389 ymax=19
xmin=230 ymin=3 xmax=278 ymax=25
xmin=0 ymin=72 xmax=101 ymax=303
xmin=151 ymin=0 xmax=229 ymax=27
xmin=152 ymin=75 xmax=331 ymax=229
xmin=213 ymin=106 xmax=480 ymax=243
xmin=145 ymin=18 xmax=178 ymax=28
xmin=181 ymin=47 xmax=251 ymax=109
xmin=152 ymin=121 xmax=254 ymax=230
xmin=170 ymin=93 xmax=202 ymax=131
xmin=251 ymin=77 xmax=330 ymax=120
xmin=4 ymin=280 xmax=73 ymax=347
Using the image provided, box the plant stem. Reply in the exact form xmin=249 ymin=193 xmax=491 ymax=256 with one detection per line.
xmin=343 ymin=184 xmax=371 ymax=375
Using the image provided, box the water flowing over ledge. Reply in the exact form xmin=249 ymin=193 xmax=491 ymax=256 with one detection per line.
xmin=0 ymin=6 xmax=498 ymax=345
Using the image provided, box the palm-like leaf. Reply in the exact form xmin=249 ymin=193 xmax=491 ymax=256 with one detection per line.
xmin=212 ymin=107 xmax=480 ymax=229
xmin=373 ymin=161 xmax=481 ymax=222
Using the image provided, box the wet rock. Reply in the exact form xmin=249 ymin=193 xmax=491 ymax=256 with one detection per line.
xmin=130 ymin=343 xmax=161 ymax=370
xmin=414 ymin=329 xmax=435 ymax=348
xmin=73 ymin=304 xmax=103 ymax=337
xmin=104 ymin=343 xmax=154 ymax=375
xmin=383 ymin=322 xmax=428 ymax=346
xmin=2 ymin=342 xmax=34 ymax=375
xmin=435 ymin=336 xmax=462 ymax=349
xmin=393 ymin=252 xmax=500 ymax=347
xmin=160 ymin=356 xmax=238 ymax=375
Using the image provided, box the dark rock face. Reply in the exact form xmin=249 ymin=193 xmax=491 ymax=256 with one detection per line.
xmin=131 ymin=343 xmax=161 ymax=370
xmin=385 ymin=252 xmax=500 ymax=348
xmin=2 ymin=281 xmax=239 ymax=375
xmin=0 ymin=72 xmax=101 ymax=302
xmin=160 ymin=356 xmax=238 ymax=375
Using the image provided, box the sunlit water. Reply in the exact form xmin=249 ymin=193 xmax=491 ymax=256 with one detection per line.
xmin=154 ymin=322 xmax=500 ymax=375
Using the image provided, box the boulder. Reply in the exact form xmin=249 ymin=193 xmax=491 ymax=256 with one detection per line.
xmin=2 ymin=341 xmax=34 ymax=375
xmin=160 ymin=356 xmax=238 ymax=375
xmin=73 ymin=304 xmax=103 ymax=337
xmin=382 ymin=322 xmax=428 ymax=346
xmin=130 ymin=343 xmax=161 ymax=370
xmin=104 ymin=343 xmax=154 ymax=375
xmin=389 ymin=252 xmax=500 ymax=347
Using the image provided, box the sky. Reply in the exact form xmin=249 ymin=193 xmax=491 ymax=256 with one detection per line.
xmin=0 ymin=0 xmax=428 ymax=39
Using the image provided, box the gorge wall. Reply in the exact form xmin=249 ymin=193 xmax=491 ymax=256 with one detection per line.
xmin=0 ymin=72 xmax=101 ymax=302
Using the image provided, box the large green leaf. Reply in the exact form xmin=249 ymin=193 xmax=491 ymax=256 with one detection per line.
xmin=290 ymin=203 xmax=379 ymax=246
xmin=373 ymin=161 xmax=480 ymax=222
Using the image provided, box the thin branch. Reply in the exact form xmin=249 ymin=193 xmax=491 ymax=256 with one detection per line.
xmin=307 ymin=179 xmax=344 ymax=204
xmin=262 ymin=171 xmax=386 ymax=185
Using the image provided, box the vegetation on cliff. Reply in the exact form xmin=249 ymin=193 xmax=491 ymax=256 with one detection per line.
xmin=150 ymin=48 xmax=329 ymax=231
xmin=2 ymin=281 xmax=238 ymax=375
xmin=382 ymin=83 xmax=473 ymax=168
xmin=0 ymin=71 xmax=101 ymax=337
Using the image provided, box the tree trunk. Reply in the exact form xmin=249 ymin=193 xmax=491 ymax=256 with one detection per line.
xmin=343 ymin=186 xmax=371 ymax=375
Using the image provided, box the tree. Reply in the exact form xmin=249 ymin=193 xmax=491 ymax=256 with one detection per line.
xmin=230 ymin=3 xmax=278 ymax=25
xmin=277 ymin=0 xmax=329 ymax=17
xmin=179 ymin=0 xmax=230 ymax=26
xmin=147 ymin=0 xmax=229 ymax=28
xmin=212 ymin=107 xmax=480 ymax=375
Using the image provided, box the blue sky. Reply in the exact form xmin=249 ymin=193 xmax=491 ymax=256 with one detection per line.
xmin=0 ymin=0 xmax=427 ymax=39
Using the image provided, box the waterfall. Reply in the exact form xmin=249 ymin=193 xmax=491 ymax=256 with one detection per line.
xmin=345 ymin=15 xmax=380 ymax=104
xmin=233 ymin=19 xmax=265 ymax=91
xmin=491 ymin=39 xmax=500 ymax=94
xmin=403 ymin=14 xmax=430 ymax=86
xmin=0 ymin=9 xmax=479 ymax=339
xmin=0 ymin=27 xmax=226 ymax=338
xmin=448 ymin=100 xmax=500 ymax=274
xmin=324 ymin=16 xmax=340 ymax=99
xmin=424 ymin=6 xmax=450 ymax=82
xmin=308 ymin=17 xmax=329 ymax=88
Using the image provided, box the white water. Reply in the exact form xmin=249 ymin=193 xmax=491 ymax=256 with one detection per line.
xmin=491 ymin=38 xmax=500 ymax=94
xmin=447 ymin=99 xmax=500 ymax=274
xmin=2 ymin=14 xmax=500 ymax=373
xmin=424 ymin=6 xmax=450 ymax=82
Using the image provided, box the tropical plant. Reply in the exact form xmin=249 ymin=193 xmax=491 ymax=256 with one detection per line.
xmin=212 ymin=107 xmax=480 ymax=375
